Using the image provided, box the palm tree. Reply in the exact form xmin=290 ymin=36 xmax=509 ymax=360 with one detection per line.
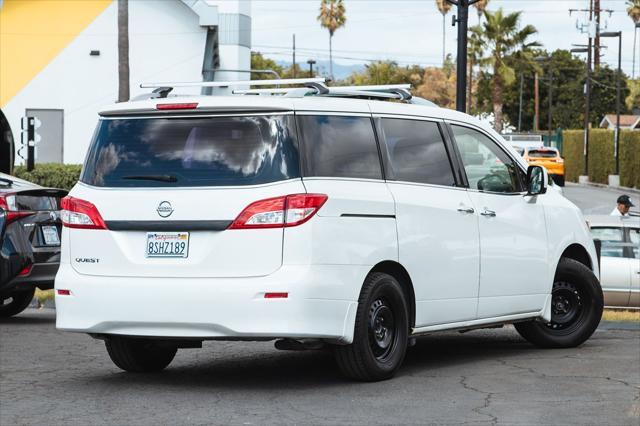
xmin=317 ymin=0 xmax=346 ymax=80
xmin=467 ymin=26 xmax=484 ymax=113
xmin=117 ymin=0 xmax=129 ymax=102
xmin=627 ymin=1 xmax=640 ymax=78
xmin=435 ymin=0 xmax=452 ymax=67
xmin=473 ymin=0 xmax=490 ymax=23
xmin=475 ymin=9 xmax=540 ymax=132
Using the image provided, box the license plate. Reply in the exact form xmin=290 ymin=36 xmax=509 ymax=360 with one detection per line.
xmin=42 ymin=225 xmax=60 ymax=245
xmin=146 ymin=232 xmax=189 ymax=258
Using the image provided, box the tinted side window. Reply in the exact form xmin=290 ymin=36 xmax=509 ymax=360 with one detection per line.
xmin=451 ymin=125 xmax=522 ymax=193
xmin=380 ymin=118 xmax=455 ymax=186
xmin=298 ymin=115 xmax=382 ymax=180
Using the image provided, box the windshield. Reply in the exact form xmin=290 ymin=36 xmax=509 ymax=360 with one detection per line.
xmin=528 ymin=149 xmax=558 ymax=158
xmin=80 ymin=115 xmax=300 ymax=187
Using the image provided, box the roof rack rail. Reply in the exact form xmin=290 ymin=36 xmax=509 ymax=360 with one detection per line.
xmin=139 ymin=78 xmax=326 ymax=89
xmin=137 ymin=79 xmax=438 ymax=106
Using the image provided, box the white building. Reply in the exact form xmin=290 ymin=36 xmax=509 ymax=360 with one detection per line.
xmin=0 ymin=0 xmax=251 ymax=168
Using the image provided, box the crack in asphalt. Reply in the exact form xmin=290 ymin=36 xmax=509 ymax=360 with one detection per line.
xmin=459 ymin=376 xmax=499 ymax=425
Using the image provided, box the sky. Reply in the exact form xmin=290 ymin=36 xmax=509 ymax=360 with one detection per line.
xmin=250 ymin=0 xmax=638 ymax=77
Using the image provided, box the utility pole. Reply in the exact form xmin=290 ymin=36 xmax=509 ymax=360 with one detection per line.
xmin=594 ymin=0 xmax=600 ymax=69
xmin=534 ymin=72 xmax=540 ymax=132
xmin=447 ymin=0 xmax=480 ymax=113
xmin=547 ymin=74 xmax=553 ymax=145
xmin=292 ymin=34 xmax=296 ymax=78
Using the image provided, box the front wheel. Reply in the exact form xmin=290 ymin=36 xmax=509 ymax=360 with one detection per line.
xmin=334 ymin=272 xmax=409 ymax=381
xmin=515 ymin=258 xmax=603 ymax=348
xmin=105 ymin=336 xmax=177 ymax=372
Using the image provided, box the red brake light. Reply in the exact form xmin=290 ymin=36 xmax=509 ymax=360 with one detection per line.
xmin=264 ymin=292 xmax=288 ymax=299
xmin=0 ymin=194 xmax=35 ymax=223
xmin=57 ymin=289 xmax=71 ymax=296
xmin=18 ymin=264 xmax=33 ymax=276
xmin=61 ymin=196 xmax=106 ymax=229
xmin=229 ymin=194 xmax=328 ymax=230
xmin=156 ymin=103 xmax=198 ymax=110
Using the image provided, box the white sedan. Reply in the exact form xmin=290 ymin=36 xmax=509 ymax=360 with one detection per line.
xmin=587 ymin=215 xmax=640 ymax=308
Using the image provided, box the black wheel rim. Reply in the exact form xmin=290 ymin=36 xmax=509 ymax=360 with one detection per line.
xmin=546 ymin=281 xmax=587 ymax=333
xmin=368 ymin=298 xmax=398 ymax=361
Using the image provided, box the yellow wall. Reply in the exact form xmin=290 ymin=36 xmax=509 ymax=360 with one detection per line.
xmin=0 ymin=0 xmax=112 ymax=107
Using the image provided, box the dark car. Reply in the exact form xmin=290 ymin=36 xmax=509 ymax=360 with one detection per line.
xmin=0 ymin=173 xmax=67 ymax=317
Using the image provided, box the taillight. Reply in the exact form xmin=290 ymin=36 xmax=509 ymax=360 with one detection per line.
xmin=0 ymin=194 xmax=35 ymax=223
xmin=18 ymin=264 xmax=33 ymax=276
xmin=156 ymin=102 xmax=198 ymax=110
xmin=229 ymin=194 xmax=328 ymax=229
xmin=61 ymin=196 xmax=107 ymax=230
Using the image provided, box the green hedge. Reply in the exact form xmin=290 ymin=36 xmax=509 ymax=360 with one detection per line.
xmin=563 ymin=129 xmax=640 ymax=188
xmin=13 ymin=164 xmax=82 ymax=191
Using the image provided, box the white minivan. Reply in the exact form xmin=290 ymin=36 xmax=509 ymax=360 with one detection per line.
xmin=55 ymin=79 xmax=603 ymax=381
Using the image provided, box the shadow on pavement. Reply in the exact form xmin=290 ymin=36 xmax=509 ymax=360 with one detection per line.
xmin=85 ymin=330 xmax=538 ymax=389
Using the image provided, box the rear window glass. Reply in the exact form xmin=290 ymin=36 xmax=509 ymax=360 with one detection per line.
xmin=15 ymin=195 xmax=56 ymax=211
xmin=297 ymin=115 xmax=382 ymax=180
xmin=528 ymin=149 xmax=558 ymax=158
xmin=379 ymin=118 xmax=455 ymax=186
xmin=81 ymin=115 xmax=300 ymax=187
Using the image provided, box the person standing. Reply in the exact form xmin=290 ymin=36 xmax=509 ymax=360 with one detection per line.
xmin=610 ymin=195 xmax=635 ymax=217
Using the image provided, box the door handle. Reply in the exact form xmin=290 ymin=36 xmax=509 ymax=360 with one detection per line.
xmin=480 ymin=209 xmax=496 ymax=217
xmin=457 ymin=206 xmax=475 ymax=214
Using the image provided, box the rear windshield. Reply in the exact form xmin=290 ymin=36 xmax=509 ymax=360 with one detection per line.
xmin=528 ymin=149 xmax=558 ymax=158
xmin=80 ymin=115 xmax=300 ymax=187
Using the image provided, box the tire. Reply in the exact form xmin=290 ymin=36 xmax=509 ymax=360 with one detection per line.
xmin=334 ymin=272 xmax=409 ymax=381
xmin=105 ymin=336 xmax=177 ymax=373
xmin=553 ymin=175 xmax=565 ymax=187
xmin=0 ymin=288 xmax=35 ymax=318
xmin=515 ymin=258 xmax=603 ymax=348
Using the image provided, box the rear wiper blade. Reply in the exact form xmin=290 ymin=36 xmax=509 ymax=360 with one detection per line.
xmin=0 ymin=177 xmax=13 ymax=186
xmin=121 ymin=175 xmax=178 ymax=183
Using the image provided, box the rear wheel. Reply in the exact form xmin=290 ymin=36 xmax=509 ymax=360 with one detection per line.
xmin=0 ymin=288 xmax=35 ymax=318
xmin=105 ymin=336 xmax=177 ymax=372
xmin=334 ymin=272 xmax=409 ymax=381
xmin=515 ymin=258 xmax=603 ymax=348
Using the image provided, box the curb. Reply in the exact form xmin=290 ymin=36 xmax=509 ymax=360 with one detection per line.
xmin=566 ymin=182 xmax=640 ymax=196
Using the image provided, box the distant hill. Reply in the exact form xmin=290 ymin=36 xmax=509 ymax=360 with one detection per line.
xmin=276 ymin=60 xmax=365 ymax=80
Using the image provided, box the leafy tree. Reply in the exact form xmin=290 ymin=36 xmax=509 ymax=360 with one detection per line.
xmin=478 ymin=49 xmax=630 ymax=130
xmin=250 ymin=52 xmax=284 ymax=80
xmin=345 ymin=61 xmax=424 ymax=86
xmin=626 ymin=78 xmax=640 ymax=112
xmin=474 ymin=8 xmax=540 ymax=132
xmin=590 ymin=66 xmax=631 ymax=127
xmin=472 ymin=0 xmax=490 ymax=21
xmin=317 ymin=0 xmax=346 ymax=80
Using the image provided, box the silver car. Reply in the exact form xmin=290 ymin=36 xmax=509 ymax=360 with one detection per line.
xmin=587 ymin=215 xmax=640 ymax=308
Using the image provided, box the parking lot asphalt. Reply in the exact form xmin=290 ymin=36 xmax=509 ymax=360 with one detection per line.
xmin=562 ymin=184 xmax=639 ymax=216
xmin=1 ymin=309 xmax=638 ymax=426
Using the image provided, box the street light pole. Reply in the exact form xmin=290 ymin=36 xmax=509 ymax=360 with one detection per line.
xmin=446 ymin=0 xmax=480 ymax=113
xmin=570 ymin=47 xmax=590 ymax=179
xmin=601 ymin=31 xmax=622 ymax=180
xmin=307 ymin=59 xmax=316 ymax=77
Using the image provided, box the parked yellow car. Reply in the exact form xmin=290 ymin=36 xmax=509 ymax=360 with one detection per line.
xmin=523 ymin=147 xmax=565 ymax=186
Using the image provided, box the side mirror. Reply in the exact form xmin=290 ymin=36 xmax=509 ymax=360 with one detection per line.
xmin=526 ymin=165 xmax=548 ymax=196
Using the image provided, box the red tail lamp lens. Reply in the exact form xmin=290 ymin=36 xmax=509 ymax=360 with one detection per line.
xmin=264 ymin=292 xmax=288 ymax=299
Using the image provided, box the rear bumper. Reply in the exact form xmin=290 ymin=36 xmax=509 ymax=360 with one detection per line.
xmin=55 ymin=264 xmax=365 ymax=343
xmin=2 ymin=262 xmax=60 ymax=293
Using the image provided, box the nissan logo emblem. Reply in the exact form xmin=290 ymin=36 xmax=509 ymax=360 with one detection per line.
xmin=156 ymin=201 xmax=174 ymax=218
